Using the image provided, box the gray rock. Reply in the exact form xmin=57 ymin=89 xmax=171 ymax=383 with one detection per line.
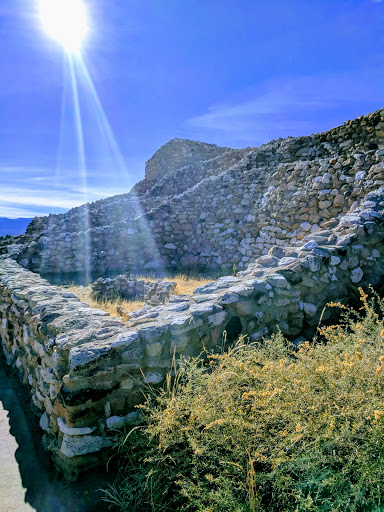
xmin=60 ymin=434 xmax=113 ymax=457
xmin=351 ymin=267 xmax=363 ymax=283
xmin=266 ymin=275 xmax=289 ymax=289
xmin=303 ymin=303 xmax=317 ymax=317
xmin=106 ymin=411 xmax=141 ymax=430
xmin=57 ymin=417 xmax=97 ymax=436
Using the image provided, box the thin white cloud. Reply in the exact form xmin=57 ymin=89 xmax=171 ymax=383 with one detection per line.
xmin=0 ymin=159 xmax=142 ymax=217
xmin=1 ymin=166 xmax=27 ymax=173
xmin=185 ymin=69 xmax=384 ymax=146
xmin=0 ymin=205 xmax=39 ymax=219
xmin=0 ymin=183 xmax=134 ymax=217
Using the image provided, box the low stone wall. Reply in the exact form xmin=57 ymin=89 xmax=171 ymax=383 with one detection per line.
xmin=1 ymin=185 xmax=384 ymax=478
xmin=91 ymin=275 xmax=177 ymax=306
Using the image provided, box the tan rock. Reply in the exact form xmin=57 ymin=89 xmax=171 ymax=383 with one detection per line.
xmin=333 ymin=194 xmax=345 ymax=207
xmin=319 ymin=200 xmax=332 ymax=210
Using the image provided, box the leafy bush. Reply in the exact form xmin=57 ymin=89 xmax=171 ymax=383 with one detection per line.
xmin=104 ymin=288 xmax=384 ymax=511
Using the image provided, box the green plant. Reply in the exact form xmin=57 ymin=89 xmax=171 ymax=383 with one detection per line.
xmin=104 ymin=288 xmax=384 ymax=511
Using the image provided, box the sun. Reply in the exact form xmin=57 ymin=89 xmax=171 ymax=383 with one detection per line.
xmin=39 ymin=0 xmax=88 ymax=53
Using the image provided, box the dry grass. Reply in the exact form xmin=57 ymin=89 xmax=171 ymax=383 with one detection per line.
xmin=64 ymin=274 xmax=211 ymax=319
xmin=64 ymin=284 xmax=145 ymax=318
xmin=172 ymin=273 xmax=212 ymax=295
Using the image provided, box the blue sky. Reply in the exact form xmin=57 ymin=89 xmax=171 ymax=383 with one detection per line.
xmin=0 ymin=0 xmax=383 ymax=218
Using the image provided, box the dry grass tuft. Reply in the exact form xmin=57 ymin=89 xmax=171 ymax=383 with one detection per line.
xmin=64 ymin=274 xmax=211 ymax=319
xmin=64 ymin=285 xmax=145 ymax=318
xmin=172 ymin=274 xmax=211 ymax=295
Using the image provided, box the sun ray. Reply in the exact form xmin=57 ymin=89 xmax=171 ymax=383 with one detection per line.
xmin=37 ymin=0 xmax=165 ymax=279
xmin=74 ymin=56 xmax=128 ymax=174
xmin=67 ymin=54 xmax=92 ymax=282
xmin=74 ymin=57 xmax=166 ymax=273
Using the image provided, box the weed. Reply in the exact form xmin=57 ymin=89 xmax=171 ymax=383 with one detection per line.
xmin=103 ymin=289 xmax=384 ymax=511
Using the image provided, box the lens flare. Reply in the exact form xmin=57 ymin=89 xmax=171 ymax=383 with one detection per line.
xmin=36 ymin=2 xmax=164 ymax=279
xmin=39 ymin=0 xmax=88 ymax=53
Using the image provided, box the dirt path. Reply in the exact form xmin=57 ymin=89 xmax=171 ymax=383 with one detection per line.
xmin=0 ymin=357 xmax=112 ymax=512
xmin=0 ymin=400 xmax=35 ymax=511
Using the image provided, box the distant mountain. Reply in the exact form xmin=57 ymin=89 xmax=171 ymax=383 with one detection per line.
xmin=0 ymin=218 xmax=32 ymax=237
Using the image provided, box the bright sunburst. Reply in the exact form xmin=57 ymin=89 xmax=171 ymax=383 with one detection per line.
xmin=39 ymin=0 xmax=88 ymax=53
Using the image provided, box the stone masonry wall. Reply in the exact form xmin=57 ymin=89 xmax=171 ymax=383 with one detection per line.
xmin=23 ymin=148 xmax=247 ymax=242
xmin=9 ymin=108 xmax=383 ymax=278
xmin=1 ymin=182 xmax=384 ymax=477
xmin=133 ymin=138 xmax=232 ymax=193
xmin=20 ymin=139 xmax=236 ymax=241
xmin=27 ymin=149 xmax=247 ymax=236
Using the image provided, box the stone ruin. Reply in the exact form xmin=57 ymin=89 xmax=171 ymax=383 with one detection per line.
xmin=0 ymin=108 xmax=384 ymax=478
xmin=91 ymin=275 xmax=177 ymax=306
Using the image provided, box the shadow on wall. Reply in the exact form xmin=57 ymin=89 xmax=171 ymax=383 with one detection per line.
xmin=0 ymin=354 xmax=112 ymax=512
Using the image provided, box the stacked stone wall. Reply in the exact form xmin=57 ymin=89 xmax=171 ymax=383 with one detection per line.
xmin=11 ymin=108 xmax=383 ymax=278
xmin=134 ymin=138 xmax=232 ymax=192
xmin=23 ymin=149 xmax=247 ymax=243
xmin=1 ymin=107 xmax=384 ymax=479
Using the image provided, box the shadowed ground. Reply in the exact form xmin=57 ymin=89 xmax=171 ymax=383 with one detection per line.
xmin=0 ymin=354 xmax=112 ymax=512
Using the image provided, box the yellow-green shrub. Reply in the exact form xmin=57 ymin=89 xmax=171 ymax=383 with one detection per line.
xmin=104 ymin=289 xmax=384 ymax=511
